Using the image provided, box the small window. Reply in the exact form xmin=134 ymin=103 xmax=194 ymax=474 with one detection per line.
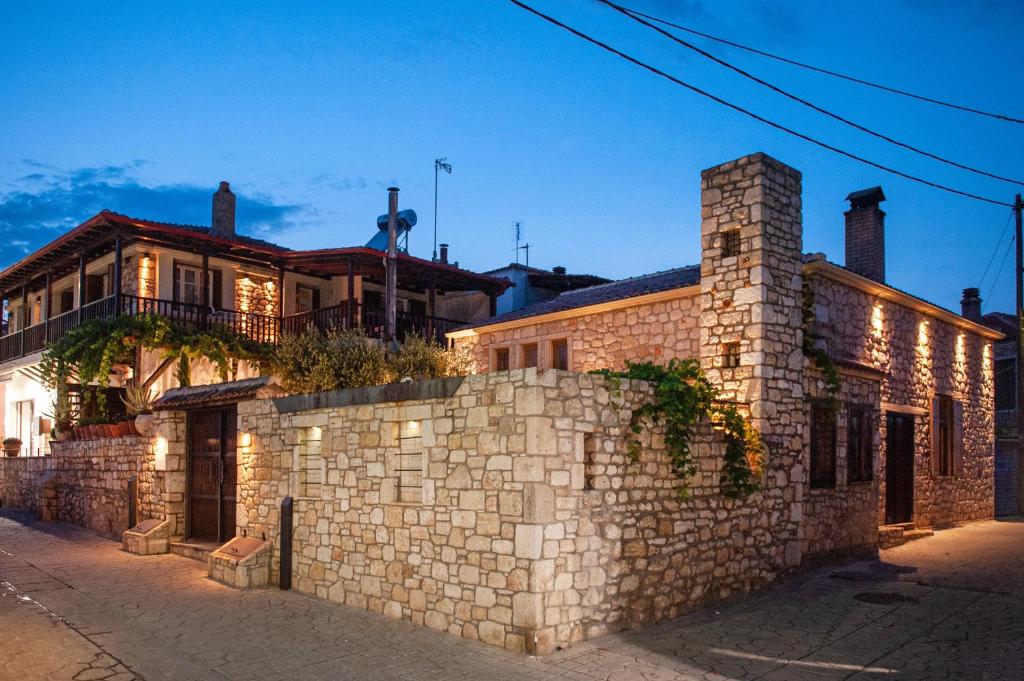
xmin=722 ymin=342 xmax=741 ymax=368
xmin=810 ymin=402 xmax=837 ymax=488
xmin=551 ymin=339 xmax=569 ymax=370
xmin=397 ymin=420 xmax=424 ymax=503
xmin=932 ymin=394 xmax=961 ymax=477
xmin=298 ymin=426 xmax=323 ymax=497
xmin=58 ymin=289 xmax=74 ymax=314
xmin=522 ymin=343 xmax=538 ymax=368
xmin=494 ymin=347 xmax=510 ymax=371
xmin=295 ymin=285 xmax=320 ymax=314
xmin=847 ymin=406 xmax=873 ymax=483
xmin=722 ymin=229 xmax=741 ymax=258
xmin=995 ymin=358 xmax=1016 ymax=411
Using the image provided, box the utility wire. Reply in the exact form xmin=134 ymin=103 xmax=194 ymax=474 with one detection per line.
xmin=602 ymin=0 xmax=1024 ymax=186
xmin=978 ymin=208 xmax=1015 ymax=292
xmin=614 ymin=3 xmax=1024 ymax=125
xmin=507 ymin=0 xmax=1013 ymax=207
xmin=986 ymin=232 xmax=1015 ymax=304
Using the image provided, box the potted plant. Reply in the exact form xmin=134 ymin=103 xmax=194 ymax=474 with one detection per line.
xmin=123 ymin=385 xmax=156 ymax=436
xmin=46 ymin=390 xmax=75 ymax=442
xmin=3 ymin=437 xmax=22 ymax=457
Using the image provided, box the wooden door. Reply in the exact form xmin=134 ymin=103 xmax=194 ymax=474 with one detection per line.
xmin=186 ymin=407 xmax=237 ymax=542
xmin=885 ymin=412 xmax=915 ymax=524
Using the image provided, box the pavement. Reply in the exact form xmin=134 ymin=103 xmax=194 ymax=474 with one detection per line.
xmin=1 ymin=509 xmax=1022 ymax=681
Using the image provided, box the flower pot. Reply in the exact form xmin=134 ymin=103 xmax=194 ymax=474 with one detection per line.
xmin=118 ymin=420 xmax=134 ymax=437
xmin=85 ymin=425 xmax=98 ymax=439
xmin=103 ymin=424 xmax=118 ymax=438
xmin=3 ymin=445 xmax=20 ymax=458
xmin=135 ymin=413 xmax=155 ymax=437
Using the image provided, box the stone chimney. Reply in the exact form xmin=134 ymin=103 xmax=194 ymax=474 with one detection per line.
xmin=439 ymin=243 xmax=449 ymax=265
xmin=552 ymin=266 xmax=566 ymax=275
xmin=961 ymin=287 xmax=982 ymax=322
xmin=844 ymin=186 xmax=886 ymax=282
xmin=212 ymin=181 xmax=236 ymax=237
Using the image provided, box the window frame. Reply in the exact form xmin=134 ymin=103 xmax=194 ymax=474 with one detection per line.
xmin=493 ymin=346 xmax=511 ymax=372
xmin=722 ymin=341 xmax=741 ymax=369
xmin=846 ymin=405 xmax=874 ymax=484
xmin=550 ymin=338 xmax=569 ymax=370
xmin=521 ymin=342 xmax=539 ymax=369
xmin=722 ymin=228 xmax=741 ymax=258
xmin=809 ymin=401 xmax=837 ymax=489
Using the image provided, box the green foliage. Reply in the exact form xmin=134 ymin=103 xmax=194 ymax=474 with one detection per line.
xmin=45 ymin=383 xmax=74 ymax=434
xmin=592 ymin=359 xmax=763 ymax=499
xmin=269 ymin=328 xmax=392 ymax=394
xmin=801 ymin=278 xmax=841 ymax=401
xmin=122 ymin=384 xmax=156 ymax=416
xmin=388 ymin=332 xmax=472 ymax=381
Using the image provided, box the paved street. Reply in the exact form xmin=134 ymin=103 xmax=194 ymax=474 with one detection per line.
xmin=1 ymin=510 xmax=1021 ymax=681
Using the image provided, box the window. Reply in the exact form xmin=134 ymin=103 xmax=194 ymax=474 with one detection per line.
xmin=932 ymin=394 xmax=962 ymax=477
xmin=810 ymin=402 xmax=837 ymax=488
xmin=995 ymin=358 xmax=1016 ymax=411
xmin=295 ymin=285 xmax=320 ymax=314
xmin=522 ymin=343 xmax=538 ymax=368
xmin=16 ymin=400 xmax=34 ymax=457
xmin=174 ymin=263 xmax=215 ymax=307
xmin=722 ymin=342 xmax=741 ymax=368
xmin=551 ymin=339 xmax=569 ymax=370
xmin=297 ymin=427 xmax=323 ymax=497
xmin=722 ymin=229 xmax=741 ymax=258
xmin=847 ymin=406 xmax=874 ymax=483
xmin=494 ymin=347 xmax=510 ymax=371
xmin=397 ymin=421 xmax=424 ymax=503
xmin=58 ymin=289 xmax=74 ymax=314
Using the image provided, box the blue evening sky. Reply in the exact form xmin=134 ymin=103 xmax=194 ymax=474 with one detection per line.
xmin=1 ymin=1 xmax=1021 ymax=313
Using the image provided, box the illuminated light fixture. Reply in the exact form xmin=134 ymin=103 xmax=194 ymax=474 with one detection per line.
xmin=239 ymin=432 xmax=253 ymax=451
xmin=871 ymin=303 xmax=883 ymax=336
xmin=153 ymin=436 xmax=168 ymax=471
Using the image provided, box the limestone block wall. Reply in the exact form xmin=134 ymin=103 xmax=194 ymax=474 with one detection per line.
xmin=0 ymin=456 xmax=50 ymax=514
xmin=809 ymin=272 xmax=995 ymax=527
xmin=457 ymin=292 xmax=701 ymax=374
xmin=801 ymin=370 xmax=880 ymax=560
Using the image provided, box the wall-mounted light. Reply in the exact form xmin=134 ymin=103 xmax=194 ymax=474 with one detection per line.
xmin=239 ymin=432 xmax=253 ymax=452
xmin=871 ymin=303 xmax=884 ymax=337
xmin=153 ymin=436 xmax=168 ymax=471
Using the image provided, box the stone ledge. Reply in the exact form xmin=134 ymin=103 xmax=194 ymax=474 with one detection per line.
xmin=273 ymin=376 xmax=465 ymax=413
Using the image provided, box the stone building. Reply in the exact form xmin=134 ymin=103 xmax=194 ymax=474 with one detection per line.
xmin=450 ymin=152 xmax=1000 ymax=543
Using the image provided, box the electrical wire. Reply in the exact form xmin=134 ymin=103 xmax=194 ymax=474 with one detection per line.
xmin=507 ymin=0 xmax=1014 ymax=208
xmin=613 ymin=3 xmax=1024 ymax=125
xmin=986 ymin=233 xmax=1015 ymax=304
xmin=601 ymin=0 xmax=1023 ymax=186
xmin=978 ymin=208 xmax=1015 ymax=292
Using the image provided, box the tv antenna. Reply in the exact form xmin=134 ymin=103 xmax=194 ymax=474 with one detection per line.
xmin=433 ymin=157 xmax=452 ymax=261
xmin=514 ymin=221 xmax=530 ymax=267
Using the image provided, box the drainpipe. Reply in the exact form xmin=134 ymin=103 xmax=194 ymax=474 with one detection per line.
xmin=385 ymin=187 xmax=399 ymax=342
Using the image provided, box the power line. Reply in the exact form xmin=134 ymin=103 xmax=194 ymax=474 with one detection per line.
xmin=601 ymin=0 xmax=1024 ymax=186
xmin=614 ymin=3 xmax=1024 ymax=125
xmin=507 ymin=0 xmax=1014 ymax=208
xmin=979 ymin=208 xmax=1015 ymax=292
xmin=986 ymin=232 xmax=1015 ymax=304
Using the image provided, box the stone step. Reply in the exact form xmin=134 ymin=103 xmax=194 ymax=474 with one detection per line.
xmin=878 ymin=524 xmax=934 ymax=549
xmin=901 ymin=529 xmax=934 ymax=543
xmin=169 ymin=541 xmax=219 ymax=563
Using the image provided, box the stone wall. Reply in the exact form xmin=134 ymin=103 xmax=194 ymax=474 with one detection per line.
xmin=808 ymin=270 xmax=995 ymax=528
xmin=458 ymin=291 xmax=701 ymax=374
xmin=0 ymin=437 xmax=158 ymax=539
xmin=237 ymin=367 xmax=806 ymax=654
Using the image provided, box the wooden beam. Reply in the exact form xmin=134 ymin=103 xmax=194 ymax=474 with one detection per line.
xmin=141 ymin=356 xmax=176 ymax=392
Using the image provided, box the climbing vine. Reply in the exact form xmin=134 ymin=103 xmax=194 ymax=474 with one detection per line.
xmin=592 ymin=359 xmax=764 ymax=499
xmin=40 ymin=314 xmax=270 ymax=406
xmin=801 ymin=278 xmax=841 ymax=402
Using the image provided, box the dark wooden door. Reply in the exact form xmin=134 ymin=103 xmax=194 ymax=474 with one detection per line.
xmin=885 ymin=412 xmax=915 ymax=524
xmin=187 ymin=407 xmax=237 ymax=542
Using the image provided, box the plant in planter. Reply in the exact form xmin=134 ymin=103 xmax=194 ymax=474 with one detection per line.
xmin=45 ymin=386 xmax=75 ymax=442
xmin=123 ymin=384 xmax=156 ymax=436
xmin=3 ymin=437 xmax=22 ymax=457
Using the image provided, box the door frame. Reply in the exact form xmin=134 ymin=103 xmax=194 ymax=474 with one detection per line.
xmin=184 ymin=405 xmax=238 ymax=542
xmin=885 ymin=411 xmax=915 ymax=524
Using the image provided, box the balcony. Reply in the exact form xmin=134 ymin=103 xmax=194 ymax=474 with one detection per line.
xmin=0 ymin=295 xmax=467 ymax=365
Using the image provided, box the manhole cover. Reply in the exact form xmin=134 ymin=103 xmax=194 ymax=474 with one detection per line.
xmin=854 ymin=592 xmax=918 ymax=605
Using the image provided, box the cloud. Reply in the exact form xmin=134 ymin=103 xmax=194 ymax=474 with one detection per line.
xmin=0 ymin=163 xmax=304 ymax=266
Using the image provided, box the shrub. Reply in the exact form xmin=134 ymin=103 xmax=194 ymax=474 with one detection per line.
xmin=388 ymin=332 xmax=470 ymax=380
xmin=271 ymin=328 xmax=391 ymax=394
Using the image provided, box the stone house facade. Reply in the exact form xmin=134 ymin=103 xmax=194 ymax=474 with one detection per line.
xmin=451 ymin=152 xmax=1000 ymax=544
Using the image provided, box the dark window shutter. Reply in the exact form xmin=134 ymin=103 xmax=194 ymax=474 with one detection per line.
xmin=172 ymin=263 xmax=180 ymax=303
xmin=930 ymin=397 xmax=942 ymax=477
xmin=105 ymin=263 xmax=115 ymax=296
xmin=312 ymin=287 xmax=321 ymax=310
xmin=952 ymin=400 xmax=964 ymax=477
xmin=211 ymin=269 xmax=223 ymax=310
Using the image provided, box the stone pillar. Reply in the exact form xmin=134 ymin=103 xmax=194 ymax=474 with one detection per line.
xmin=699 ymin=152 xmax=805 ymax=568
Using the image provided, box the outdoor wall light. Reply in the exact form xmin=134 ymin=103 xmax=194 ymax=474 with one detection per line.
xmin=153 ymin=436 xmax=168 ymax=471
xmin=240 ymin=432 xmax=253 ymax=452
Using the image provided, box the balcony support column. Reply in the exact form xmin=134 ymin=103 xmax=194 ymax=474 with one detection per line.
xmin=346 ymin=259 xmax=356 ymax=328
xmin=77 ymin=252 xmax=86 ymax=323
xmin=44 ymin=271 xmax=52 ymax=343
xmin=201 ymin=253 xmax=210 ymax=329
xmin=113 ymin=233 xmax=124 ymax=315
xmin=20 ymin=282 xmax=27 ymax=357
xmin=427 ymin=283 xmax=436 ymax=342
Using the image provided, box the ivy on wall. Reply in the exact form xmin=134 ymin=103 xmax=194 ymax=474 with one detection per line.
xmin=592 ymin=359 xmax=764 ymax=499
xmin=801 ymin=278 xmax=842 ymax=402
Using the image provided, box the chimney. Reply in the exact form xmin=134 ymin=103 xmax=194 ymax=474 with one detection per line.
xmin=212 ymin=181 xmax=236 ymax=237
xmin=961 ymin=287 xmax=982 ymax=322
xmin=552 ymin=266 xmax=566 ymax=275
xmin=439 ymin=243 xmax=449 ymax=264
xmin=844 ymin=186 xmax=886 ymax=283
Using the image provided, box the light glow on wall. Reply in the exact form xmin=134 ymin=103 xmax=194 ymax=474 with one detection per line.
xmin=153 ymin=435 xmax=168 ymax=471
xmin=871 ymin=302 xmax=884 ymax=337
xmin=239 ymin=432 xmax=253 ymax=452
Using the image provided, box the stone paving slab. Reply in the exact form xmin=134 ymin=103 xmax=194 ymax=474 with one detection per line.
xmin=1 ymin=511 xmax=1023 ymax=680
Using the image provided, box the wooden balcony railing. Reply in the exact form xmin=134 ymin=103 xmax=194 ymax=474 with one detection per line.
xmin=0 ymin=295 xmax=466 ymax=365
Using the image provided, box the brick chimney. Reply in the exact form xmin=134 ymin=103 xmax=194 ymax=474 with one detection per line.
xmin=961 ymin=287 xmax=982 ymax=321
xmin=212 ymin=181 xmax=236 ymax=237
xmin=844 ymin=186 xmax=886 ymax=283
xmin=439 ymin=243 xmax=449 ymax=264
